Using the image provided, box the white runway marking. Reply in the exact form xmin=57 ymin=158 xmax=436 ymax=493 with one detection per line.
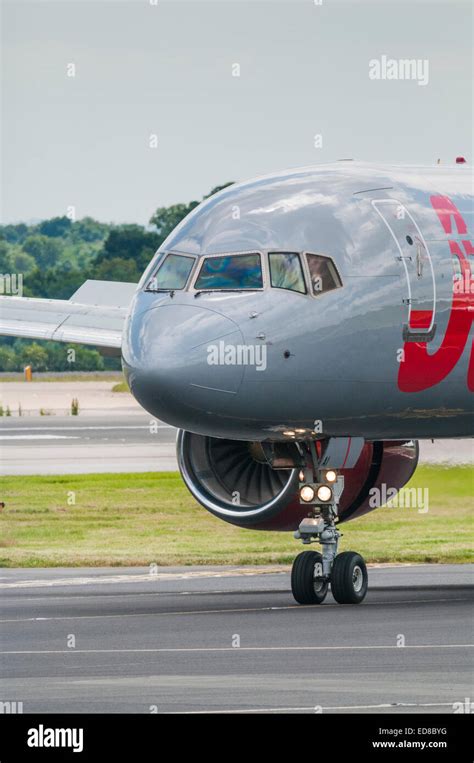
xmin=176 ymin=701 xmax=456 ymax=714
xmin=1 ymin=644 xmax=472 ymax=655
xmin=0 ymin=599 xmax=469 ymax=623
xmin=0 ymin=434 xmax=79 ymax=440
xmin=0 ymin=425 xmax=172 ymax=431
xmin=0 ymin=563 xmax=421 ymax=590
xmin=0 ymin=589 xmax=285 ymax=602
xmin=0 ymin=568 xmax=287 ymax=589
xmin=0 ymin=605 xmax=307 ymax=622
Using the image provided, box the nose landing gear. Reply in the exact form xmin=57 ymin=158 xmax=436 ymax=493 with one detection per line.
xmin=291 ymin=467 xmax=368 ymax=605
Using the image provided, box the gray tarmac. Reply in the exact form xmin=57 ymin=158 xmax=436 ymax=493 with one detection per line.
xmin=0 ymin=564 xmax=472 ymax=714
xmin=0 ymin=413 xmax=177 ymax=474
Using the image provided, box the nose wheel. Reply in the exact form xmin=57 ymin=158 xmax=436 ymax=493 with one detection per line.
xmin=291 ymin=550 xmax=328 ymax=604
xmin=331 ymin=551 xmax=368 ymax=603
xmin=291 ymin=550 xmax=368 ymax=605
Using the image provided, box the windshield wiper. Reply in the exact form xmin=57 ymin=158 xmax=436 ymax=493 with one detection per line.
xmin=194 ymin=289 xmax=256 ymax=297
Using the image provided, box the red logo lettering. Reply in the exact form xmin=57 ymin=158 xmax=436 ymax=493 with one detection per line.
xmin=398 ymin=195 xmax=473 ymax=392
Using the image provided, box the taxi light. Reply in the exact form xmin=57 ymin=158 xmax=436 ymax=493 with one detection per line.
xmin=300 ymin=485 xmax=315 ymax=502
xmin=325 ymin=470 xmax=337 ymax=483
xmin=316 ymin=485 xmax=333 ymax=502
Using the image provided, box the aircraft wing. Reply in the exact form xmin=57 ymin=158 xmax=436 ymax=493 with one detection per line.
xmin=0 ymin=280 xmax=137 ymax=350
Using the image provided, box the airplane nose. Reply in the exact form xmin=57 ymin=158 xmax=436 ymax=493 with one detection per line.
xmin=124 ymin=303 xmax=245 ymax=427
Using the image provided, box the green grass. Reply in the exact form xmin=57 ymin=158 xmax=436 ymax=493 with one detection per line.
xmin=111 ymin=381 xmax=130 ymax=392
xmin=0 ymin=467 xmax=472 ymax=567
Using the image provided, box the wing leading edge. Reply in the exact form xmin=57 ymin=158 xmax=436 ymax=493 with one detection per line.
xmin=0 ymin=280 xmax=137 ymax=350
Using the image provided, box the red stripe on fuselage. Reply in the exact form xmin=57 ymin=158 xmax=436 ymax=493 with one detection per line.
xmin=398 ymin=195 xmax=473 ymax=392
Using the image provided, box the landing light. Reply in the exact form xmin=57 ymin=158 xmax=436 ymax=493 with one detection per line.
xmin=300 ymin=485 xmax=315 ymax=503
xmin=316 ymin=485 xmax=333 ymax=502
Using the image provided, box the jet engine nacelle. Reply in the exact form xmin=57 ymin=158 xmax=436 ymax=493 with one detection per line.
xmin=176 ymin=431 xmax=419 ymax=530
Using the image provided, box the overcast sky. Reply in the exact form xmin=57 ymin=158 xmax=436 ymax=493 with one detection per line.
xmin=2 ymin=0 xmax=472 ymax=225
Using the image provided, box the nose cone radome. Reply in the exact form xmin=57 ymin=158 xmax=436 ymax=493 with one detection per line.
xmin=124 ymin=303 xmax=245 ymax=427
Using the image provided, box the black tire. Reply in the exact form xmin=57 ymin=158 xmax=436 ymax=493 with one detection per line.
xmin=330 ymin=551 xmax=368 ymax=604
xmin=291 ymin=550 xmax=328 ymax=604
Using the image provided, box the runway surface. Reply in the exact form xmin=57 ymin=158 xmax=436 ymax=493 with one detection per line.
xmin=0 ymin=564 xmax=472 ymax=713
xmin=0 ymin=413 xmax=472 ymax=474
xmin=0 ymin=413 xmax=177 ymax=474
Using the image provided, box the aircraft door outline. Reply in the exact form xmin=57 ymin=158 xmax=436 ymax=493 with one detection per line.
xmin=372 ymin=199 xmax=436 ymax=342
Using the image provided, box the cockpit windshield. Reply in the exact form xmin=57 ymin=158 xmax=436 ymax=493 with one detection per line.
xmin=194 ymin=253 xmax=263 ymax=290
xmin=305 ymin=253 xmax=342 ymax=296
xmin=146 ymin=253 xmax=195 ymax=291
xmin=143 ymin=249 xmax=342 ymax=297
xmin=269 ymin=252 xmax=306 ymax=294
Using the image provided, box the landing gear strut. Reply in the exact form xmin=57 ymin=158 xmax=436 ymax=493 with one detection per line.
xmin=291 ymin=465 xmax=368 ymax=605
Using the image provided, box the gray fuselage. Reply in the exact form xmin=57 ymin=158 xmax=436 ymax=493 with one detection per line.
xmin=123 ymin=162 xmax=473 ymax=441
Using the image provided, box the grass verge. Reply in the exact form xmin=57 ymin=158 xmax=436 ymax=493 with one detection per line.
xmin=0 ymin=466 xmax=472 ymax=567
xmin=111 ymin=381 xmax=130 ymax=392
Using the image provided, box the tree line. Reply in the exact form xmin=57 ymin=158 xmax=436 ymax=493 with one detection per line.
xmin=0 ymin=183 xmax=232 ymax=372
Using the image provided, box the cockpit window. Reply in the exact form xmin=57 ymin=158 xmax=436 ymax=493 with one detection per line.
xmin=305 ymin=253 xmax=342 ymax=296
xmin=194 ymin=253 xmax=263 ymax=290
xmin=146 ymin=253 xmax=195 ymax=291
xmin=269 ymin=252 xmax=306 ymax=294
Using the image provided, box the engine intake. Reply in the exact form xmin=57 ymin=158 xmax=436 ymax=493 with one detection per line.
xmin=177 ymin=430 xmax=419 ymax=530
xmin=177 ymin=430 xmax=299 ymax=526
